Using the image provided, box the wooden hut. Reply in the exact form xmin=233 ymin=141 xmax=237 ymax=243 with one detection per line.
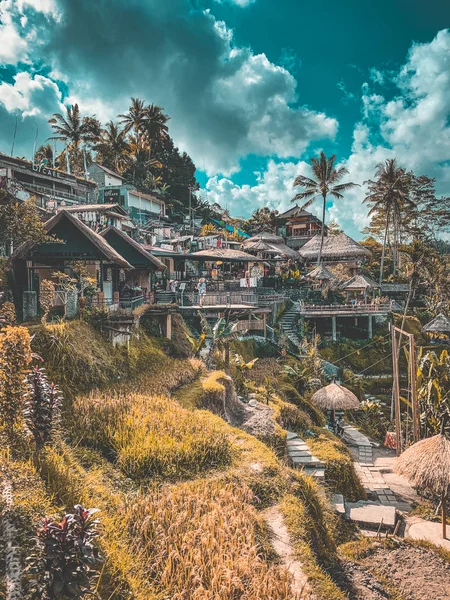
xmin=298 ymin=233 xmax=371 ymax=273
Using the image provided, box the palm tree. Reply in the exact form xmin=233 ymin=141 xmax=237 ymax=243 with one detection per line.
xmin=35 ymin=143 xmax=54 ymax=166
xmin=143 ymin=104 xmax=170 ymax=141
xmin=292 ymin=152 xmax=358 ymax=265
xmin=95 ymin=121 xmax=130 ymax=173
xmin=48 ymin=104 xmax=101 ymax=147
xmin=364 ymin=159 xmax=413 ymax=284
xmin=118 ymin=97 xmax=147 ymax=135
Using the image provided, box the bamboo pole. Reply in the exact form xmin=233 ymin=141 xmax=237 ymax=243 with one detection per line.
xmin=409 ymin=335 xmax=420 ymax=442
xmin=442 ymin=492 xmax=447 ymax=540
xmin=392 ymin=325 xmax=402 ymax=456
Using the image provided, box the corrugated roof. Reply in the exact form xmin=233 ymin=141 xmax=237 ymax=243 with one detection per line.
xmin=100 ymin=226 xmax=166 ymax=270
xmin=277 ymin=206 xmax=315 ymax=219
xmin=91 ymin=163 xmax=123 ymax=180
xmin=10 ymin=210 xmax=132 ymax=269
xmin=62 ymin=203 xmax=129 ymax=216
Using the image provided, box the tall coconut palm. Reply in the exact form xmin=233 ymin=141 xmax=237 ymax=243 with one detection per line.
xmin=34 ymin=143 xmax=54 ymax=166
xmin=95 ymin=121 xmax=130 ymax=173
xmin=48 ymin=104 xmax=101 ymax=147
xmin=364 ymin=159 xmax=413 ymax=284
xmin=143 ymin=104 xmax=170 ymax=141
xmin=118 ymin=97 xmax=147 ymax=135
xmin=292 ymin=152 xmax=358 ymax=265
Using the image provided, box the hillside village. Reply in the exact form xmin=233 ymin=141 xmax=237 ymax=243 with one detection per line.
xmin=1 ymin=97 xmax=450 ymax=600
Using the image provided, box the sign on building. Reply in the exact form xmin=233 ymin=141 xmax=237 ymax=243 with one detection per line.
xmin=105 ymin=188 xmax=121 ymax=203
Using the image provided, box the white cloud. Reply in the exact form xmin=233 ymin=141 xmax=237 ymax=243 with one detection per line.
xmin=0 ymin=71 xmax=63 ymax=116
xmin=214 ymin=0 xmax=256 ymax=6
xmin=208 ymin=29 xmax=450 ymax=239
xmin=0 ymin=2 xmax=29 ymax=64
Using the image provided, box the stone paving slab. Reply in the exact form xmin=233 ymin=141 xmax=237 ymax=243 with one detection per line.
xmin=331 ymin=494 xmax=346 ymax=515
xmin=346 ymin=502 xmax=397 ymax=530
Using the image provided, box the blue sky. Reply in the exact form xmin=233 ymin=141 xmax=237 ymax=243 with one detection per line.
xmin=0 ymin=0 xmax=449 ymax=238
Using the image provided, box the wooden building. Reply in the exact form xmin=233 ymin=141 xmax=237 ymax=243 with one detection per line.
xmin=298 ymin=233 xmax=371 ymax=273
xmin=276 ymin=206 xmax=324 ymax=249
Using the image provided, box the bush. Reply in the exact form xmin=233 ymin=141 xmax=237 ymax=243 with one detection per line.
xmin=27 ymin=505 xmax=102 ymax=600
xmin=0 ymin=326 xmax=32 ymax=440
xmin=307 ymin=432 xmax=366 ymax=501
xmin=278 ymin=383 xmax=326 ymax=427
xmin=73 ymin=392 xmax=233 ymax=481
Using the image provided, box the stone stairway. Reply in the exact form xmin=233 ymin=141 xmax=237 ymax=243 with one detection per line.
xmin=286 ymin=431 xmax=325 ymax=480
xmin=279 ymin=302 xmax=302 ymax=347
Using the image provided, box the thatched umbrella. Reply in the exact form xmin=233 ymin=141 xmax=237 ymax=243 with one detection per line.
xmin=311 ymin=382 xmax=360 ymax=423
xmin=395 ymin=424 xmax=450 ymax=538
xmin=307 ymin=264 xmax=335 ymax=281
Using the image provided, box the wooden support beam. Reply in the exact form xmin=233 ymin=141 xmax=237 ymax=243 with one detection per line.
xmin=392 ymin=325 xmax=402 ymax=456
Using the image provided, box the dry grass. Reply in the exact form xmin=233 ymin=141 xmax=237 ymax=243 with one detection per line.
xmin=73 ymin=392 xmax=232 ymax=481
xmin=128 ymin=479 xmax=293 ymax=599
xmin=307 ymin=432 xmax=366 ymax=501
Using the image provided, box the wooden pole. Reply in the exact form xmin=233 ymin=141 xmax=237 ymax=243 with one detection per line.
xmin=442 ymin=492 xmax=447 ymax=539
xmin=392 ymin=326 xmax=402 ymax=456
xmin=409 ymin=335 xmax=420 ymax=442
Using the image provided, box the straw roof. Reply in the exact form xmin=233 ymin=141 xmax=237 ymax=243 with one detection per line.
xmin=190 ymin=248 xmax=258 ymax=261
xmin=310 ymin=382 xmax=360 ymax=410
xmin=422 ymin=313 xmax=450 ymax=334
xmin=9 ymin=210 xmax=132 ymax=269
xmin=395 ymin=433 xmax=450 ymax=495
xmin=342 ymin=274 xmax=380 ymax=290
xmin=244 ymin=238 xmax=278 ymax=252
xmin=100 ymin=226 xmax=166 ymax=270
xmin=307 ymin=264 xmax=336 ymax=281
xmin=243 ymin=232 xmax=300 ymax=260
xmin=299 ymin=233 xmax=371 ymax=260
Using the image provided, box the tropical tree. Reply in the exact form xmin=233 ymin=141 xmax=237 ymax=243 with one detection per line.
xmin=398 ymin=239 xmax=433 ymax=330
xmin=245 ymin=207 xmax=279 ymax=234
xmin=143 ymin=104 xmax=170 ymax=141
xmin=95 ymin=121 xmax=130 ymax=173
xmin=34 ymin=144 xmax=54 ymax=167
xmin=198 ymin=311 xmax=241 ymax=373
xmin=363 ymin=159 xmax=414 ymax=283
xmin=118 ymin=97 xmax=147 ymax=135
xmin=417 ymin=349 xmax=450 ymax=437
xmin=48 ymin=104 xmax=101 ymax=147
xmin=292 ymin=152 xmax=357 ymax=265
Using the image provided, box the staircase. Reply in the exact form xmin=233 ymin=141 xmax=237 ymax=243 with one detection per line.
xmin=279 ymin=302 xmax=302 ymax=348
xmin=155 ymin=291 xmax=176 ymax=304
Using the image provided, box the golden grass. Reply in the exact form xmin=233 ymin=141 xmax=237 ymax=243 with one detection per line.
xmin=73 ymin=392 xmax=232 ymax=481
xmin=39 ymin=438 xmax=296 ymax=600
xmin=281 ymin=492 xmax=347 ymax=600
xmin=279 ymin=383 xmax=326 ymax=427
xmin=307 ymin=432 xmax=366 ymax=501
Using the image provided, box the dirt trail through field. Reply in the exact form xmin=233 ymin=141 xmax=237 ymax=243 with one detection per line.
xmin=264 ymin=505 xmax=313 ymax=599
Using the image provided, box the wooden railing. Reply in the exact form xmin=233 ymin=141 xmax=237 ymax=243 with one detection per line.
xmin=300 ymin=302 xmax=392 ymax=315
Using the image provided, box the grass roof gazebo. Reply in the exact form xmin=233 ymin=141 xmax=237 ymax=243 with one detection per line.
xmin=311 ymin=382 xmax=360 ymax=424
xmin=307 ymin=264 xmax=336 ymax=281
xmin=422 ymin=313 xmax=450 ymax=339
xmin=395 ymin=425 xmax=450 ymax=538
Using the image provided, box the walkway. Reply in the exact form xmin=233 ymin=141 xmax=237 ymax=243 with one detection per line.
xmin=286 ymin=431 xmax=325 ymax=480
xmin=344 ymin=423 xmax=416 ymax=512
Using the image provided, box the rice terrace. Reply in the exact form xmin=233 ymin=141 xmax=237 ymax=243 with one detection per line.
xmin=1 ymin=1 xmax=450 ymax=599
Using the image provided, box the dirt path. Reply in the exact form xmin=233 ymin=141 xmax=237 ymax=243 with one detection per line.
xmin=264 ymin=505 xmax=313 ymax=599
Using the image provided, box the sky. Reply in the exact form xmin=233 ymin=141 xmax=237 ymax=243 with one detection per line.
xmin=0 ymin=0 xmax=450 ymax=238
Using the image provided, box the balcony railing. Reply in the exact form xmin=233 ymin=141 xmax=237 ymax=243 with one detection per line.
xmin=300 ymin=302 xmax=392 ymax=315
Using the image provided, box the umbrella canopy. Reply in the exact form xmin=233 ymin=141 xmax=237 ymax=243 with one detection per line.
xmin=244 ymin=238 xmax=278 ymax=253
xmin=395 ymin=433 xmax=450 ymax=497
xmin=422 ymin=313 xmax=450 ymax=334
xmin=308 ymin=264 xmax=335 ymax=281
xmin=310 ymin=382 xmax=360 ymax=410
xmin=395 ymin=431 xmax=450 ymax=538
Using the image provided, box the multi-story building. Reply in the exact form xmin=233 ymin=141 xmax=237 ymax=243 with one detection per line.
xmin=87 ymin=163 xmax=166 ymax=224
xmin=0 ymin=152 xmax=98 ymax=208
xmin=276 ymin=206 xmax=324 ymax=249
xmin=61 ymin=203 xmax=135 ymax=233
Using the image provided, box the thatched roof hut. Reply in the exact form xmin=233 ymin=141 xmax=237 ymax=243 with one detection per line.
xmin=242 ymin=231 xmax=300 ymax=260
xmin=298 ymin=233 xmax=371 ymax=262
xmin=342 ymin=274 xmax=380 ymax=291
xmin=395 ymin=432 xmax=450 ymax=537
xmin=311 ymin=382 xmax=360 ymax=411
xmin=307 ymin=264 xmax=336 ymax=281
xmin=422 ymin=313 xmax=450 ymax=334
xmin=243 ymin=238 xmax=278 ymax=253
xmin=190 ymin=248 xmax=258 ymax=262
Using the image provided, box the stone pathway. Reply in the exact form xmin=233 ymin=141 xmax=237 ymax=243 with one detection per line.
xmin=286 ymin=431 xmax=325 ymax=480
xmin=406 ymin=516 xmax=450 ymax=551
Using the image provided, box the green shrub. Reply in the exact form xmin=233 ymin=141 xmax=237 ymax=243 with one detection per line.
xmin=278 ymin=383 xmax=326 ymax=426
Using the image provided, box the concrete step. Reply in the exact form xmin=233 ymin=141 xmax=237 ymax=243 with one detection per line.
xmin=346 ymin=502 xmax=397 ymax=530
xmin=303 ymin=467 xmax=325 ymax=479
